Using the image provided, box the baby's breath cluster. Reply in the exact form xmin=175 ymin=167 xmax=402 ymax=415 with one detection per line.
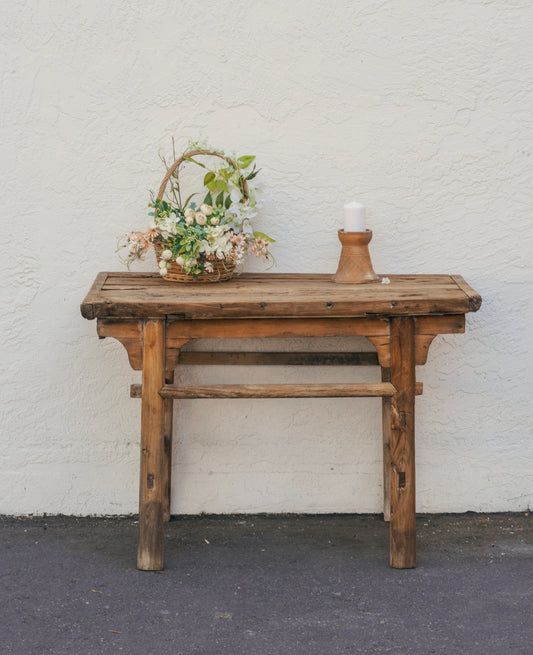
xmin=119 ymin=143 xmax=273 ymax=279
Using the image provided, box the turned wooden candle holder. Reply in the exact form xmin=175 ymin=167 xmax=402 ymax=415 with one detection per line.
xmin=332 ymin=229 xmax=381 ymax=284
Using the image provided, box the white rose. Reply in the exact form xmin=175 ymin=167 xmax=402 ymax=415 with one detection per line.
xmin=184 ymin=207 xmax=194 ymax=218
xmin=210 ymin=216 xmax=219 ymax=226
xmin=185 ymin=216 xmax=194 ymax=225
xmin=200 ymin=204 xmax=213 ymax=216
xmin=161 ymin=249 xmax=172 ymax=260
xmin=176 ymin=256 xmax=186 ymax=266
xmin=195 ymin=212 xmax=207 ymax=226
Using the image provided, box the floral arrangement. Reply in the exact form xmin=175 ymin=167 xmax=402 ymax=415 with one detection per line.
xmin=119 ymin=141 xmax=273 ymax=281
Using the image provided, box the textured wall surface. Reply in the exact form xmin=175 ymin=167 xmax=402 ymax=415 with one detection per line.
xmin=1 ymin=0 xmax=532 ymax=515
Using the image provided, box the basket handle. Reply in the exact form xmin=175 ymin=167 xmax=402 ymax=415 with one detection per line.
xmin=156 ymin=148 xmax=250 ymax=203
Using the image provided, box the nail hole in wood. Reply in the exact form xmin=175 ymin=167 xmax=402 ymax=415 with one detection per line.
xmin=147 ymin=473 xmax=154 ymax=489
xmin=326 ymin=302 xmax=333 ymax=309
xmin=398 ymin=472 xmax=406 ymax=488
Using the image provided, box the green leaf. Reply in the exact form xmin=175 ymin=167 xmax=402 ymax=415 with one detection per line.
xmin=237 ymin=155 xmax=255 ymax=168
xmin=216 ymin=192 xmax=224 ymax=207
xmin=246 ymin=167 xmax=261 ymax=180
xmin=225 ymin=194 xmax=232 ymax=209
xmin=253 ymin=231 xmax=275 ymax=243
xmin=183 ymin=156 xmax=206 ymax=168
xmin=183 ymin=192 xmax=197 ymax=209
xmin=203 ymin=192 xmax=213 ymax=205
xmin=213 ymin=179 xmax=229 ymax=193
xmin=204 ymin=171 xmax=215 ymax=186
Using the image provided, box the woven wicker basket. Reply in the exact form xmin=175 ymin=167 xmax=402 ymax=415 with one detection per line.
xmin=154 ymin=148 xmax=249 ymax=284
xmin=154 ymin=243 xmax=237 ymax=284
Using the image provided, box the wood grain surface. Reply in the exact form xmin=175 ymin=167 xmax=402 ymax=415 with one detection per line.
xmin=81 ymin=273 xmax=482 ymax=320
xmin=137 ymin=320 xmax=166 ymax=570
xmin=389 ymin=317 xmax=417 ymax=568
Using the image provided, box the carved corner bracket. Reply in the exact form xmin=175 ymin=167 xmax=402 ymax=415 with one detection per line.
xmin=367 ymin=315 xmax=465 ymax=368
xmin=97 ymin=319 xmax=189 ymax=372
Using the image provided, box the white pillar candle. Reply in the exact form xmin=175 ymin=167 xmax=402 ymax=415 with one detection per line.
xmin=343 ymin=201 xmax=366 ymax=232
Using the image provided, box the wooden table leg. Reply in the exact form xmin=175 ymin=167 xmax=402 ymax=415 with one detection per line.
xmin=138 ymin=320 xmax=166 ymax=570
xmin=163 ymin=370 xmax=174 ymax=523
xmin=389 ymin=317 xmax=416 ymax=568
xmin=381 ymin=367 xmax=391 ymax=522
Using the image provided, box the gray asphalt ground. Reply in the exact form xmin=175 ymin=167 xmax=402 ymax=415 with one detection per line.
xmin=1 ymin=513 xmax=532 ymax=655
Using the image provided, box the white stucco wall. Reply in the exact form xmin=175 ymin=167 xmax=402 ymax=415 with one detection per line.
xmin=1 ymin=0 xmax=532 ymax=515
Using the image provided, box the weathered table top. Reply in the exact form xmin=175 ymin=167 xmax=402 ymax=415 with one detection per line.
xmin=80 ymin=272 xmax=482 ymax=320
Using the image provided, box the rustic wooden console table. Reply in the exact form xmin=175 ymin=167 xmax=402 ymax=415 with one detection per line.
xmin=81 ymin=272 xmax=481 ymax=570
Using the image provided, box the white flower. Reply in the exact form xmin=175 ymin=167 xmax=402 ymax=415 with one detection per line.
xmin=158 ymin=216 xmax=178 ymax=237
xmin=161 ymin=249 xmax=172 ymax=260
xmin=195 ymin=212 xmax=207 ymax=226
xmin=200 ymin=204 xmax=213 ymax=216
xmin=240 ymin=205 xmax=257 ymax=221
xmin=211 ymin=224 xmax=229 ymax=238
xmin=198 ymin=224 xmax=233 ymax=260
xmin=185 ymin=216 xmax=194 ymax=225
xmin=230 ymin=187 xmax=242 ymax=204
xmin=176 ymin=256 xmax=186 ymax=266
xmin=210 ymin=216 xmax=219 ymax=225
xmin=184 ymin=207 xmax=194 ymax=218
xmin=241 ymin=219 xmax=254 ymax=234
xmin=381 ymin=277 xmax=391 ymax=285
